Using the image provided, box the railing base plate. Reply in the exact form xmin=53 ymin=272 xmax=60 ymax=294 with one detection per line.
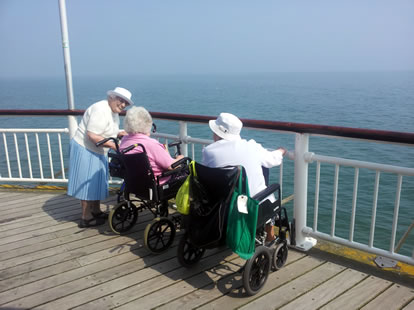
xmin=292 ymin=237 xmax=317 ymax=251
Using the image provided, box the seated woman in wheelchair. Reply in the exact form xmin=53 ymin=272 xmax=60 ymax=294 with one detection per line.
xmin=120 ymin=106 xmax=184 ymax=184
xmin=202 ymin=112 xmax=287 ymax=244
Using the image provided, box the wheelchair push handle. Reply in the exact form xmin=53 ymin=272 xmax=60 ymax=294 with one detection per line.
xmin=167 ymin=140 xmax=182 ymax=157
xmin=95 ymin=137 xmax=120 ymax=153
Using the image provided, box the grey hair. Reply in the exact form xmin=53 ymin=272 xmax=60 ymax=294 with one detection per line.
xmin=124 ymin=106 xmax=153 ymax=134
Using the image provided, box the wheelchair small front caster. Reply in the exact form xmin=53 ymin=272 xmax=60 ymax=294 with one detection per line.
xmin=144 ymin=217 xmax=175 ymax=254
xmin=177 ymin=234 xmax=205 ymax=267
xmin=109 ymin=201 xmax=138 ymax=234
xmin=272 ymin=242 xmax=288 ymax=271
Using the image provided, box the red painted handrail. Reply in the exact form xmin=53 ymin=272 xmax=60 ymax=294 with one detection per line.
xmin=0 ymin=109 xmax=413 ymax=145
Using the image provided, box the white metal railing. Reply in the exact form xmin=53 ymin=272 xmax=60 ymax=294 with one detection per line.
xmin=1 ymin=128 xmax=69 ymax=183
xmin=302 ymin=148 xmax=414 ymax=265
xmin=0 ymin=121 xmax=413 ymax=266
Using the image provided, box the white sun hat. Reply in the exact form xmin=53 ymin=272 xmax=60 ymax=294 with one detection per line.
xmin=209 ymin=112 xmax=242 ymax=141
xmin=107 ymin=87 xmax=134 ymax=106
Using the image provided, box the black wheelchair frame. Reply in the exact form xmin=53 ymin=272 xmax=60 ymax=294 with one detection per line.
xmin=97 ymin=137 xmax=190 ymax=254
xmin=176 ymin=162 xmax=292 ymax=296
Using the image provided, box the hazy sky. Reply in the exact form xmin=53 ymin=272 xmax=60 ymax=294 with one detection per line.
xmin=1 ymin=0 xmax=413 ymax=77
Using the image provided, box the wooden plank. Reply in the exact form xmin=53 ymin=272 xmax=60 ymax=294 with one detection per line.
xmin=0 ymin=203 xmax=146 ymax=255
xmin=403 ymin=299 xmax=414 ymax=310
xmin=154 ymin=250 xmax=309 ymax=310
xmin=361 ymin=283 xmax=414 ymax=310
xmin=0 ymin=193 xmax=68 ymax=214
xmin=196 ymin=254 xmax=324 ymax=310
xmin=0 ymin=193 xmax=113 ymax=220
xmin=0 ymin=232 xmax=155 ymax=301
xmin=0 ymin=199 xmax=118 ymax=247
xmin=279 ymin=268 xmax=368 ymax=310
xmin=0 ymin=238 xmax=163 ymax=306
xmin=0 ymin=226 xmax=143 ymax=271
xmin=5 ymin=248 xmax=232 ymax=310
xmin=0 ymin=223 xmax=147 ymax=282
xmin=0 ymin=192 xmax=55 ymax=209
xmin=0 ymin=221 xmax=78 ymax=246
xmin=239 ymin=261 xmax=346 ymax=310
xmin=0 ymin=214 xmax=152 ymax=261
xmin=0 ymin=210 xmax=79 ymax=238
xmin=0 ymin=206 xmax=79 ymax=233
xmin=1 ymin=247 xmax=173 ymax=309
xmin=0 ymin=191 xmax=413 ymax=310
xmin=62 ymin=249 xmax=237 ymax=310
xmin=0 ymin=196 xmax=78 ymax=227
xmin=115 ymin=255 xmax=246 ymax=310
xmin=319 ymin=275 xmax=392 ymax=309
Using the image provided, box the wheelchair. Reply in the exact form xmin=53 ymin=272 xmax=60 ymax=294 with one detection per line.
xmin=97 ymin=137 xmax=189 ymax=254
xmin=176 ymin=162 xmax=291 ymax=296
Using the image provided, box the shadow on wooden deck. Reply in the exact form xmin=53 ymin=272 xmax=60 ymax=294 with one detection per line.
xmin=0 ymin=190 xmax=413 ymax=309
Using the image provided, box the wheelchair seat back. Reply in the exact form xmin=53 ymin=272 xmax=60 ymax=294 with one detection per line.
xmin=183 ymin=163 xmax=240 ymax=247
xmin=122 ymin=150 xmax=158 ymax=201
xmin=194 ymin=162 xmax=239 ymax=203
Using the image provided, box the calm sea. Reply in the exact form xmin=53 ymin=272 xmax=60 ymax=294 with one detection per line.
xmin=1 ymin=72 xmax=413 ymax=255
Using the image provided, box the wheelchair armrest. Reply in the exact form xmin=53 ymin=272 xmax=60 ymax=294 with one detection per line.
xmin=252 ymin=183 xmax=280 ymax=201
xmin=171 ymin=157 xmax=191 ymax=169
xmin=161 ymin=158 xmax=191 ymax=178
xmin=162 ymin=169 xmax=180 ymax=177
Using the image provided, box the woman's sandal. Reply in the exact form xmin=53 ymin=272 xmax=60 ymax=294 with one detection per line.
xmin=79 ymin=217 xmax=106 ymax=228
xmin=91 ymin=211 xmax=109 ymax=219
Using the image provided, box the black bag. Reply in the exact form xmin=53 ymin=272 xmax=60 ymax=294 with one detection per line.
xmin=108 ymin=153 xmax=125 ymax=178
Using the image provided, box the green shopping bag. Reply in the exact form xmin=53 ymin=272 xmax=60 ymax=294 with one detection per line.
xmin=175 ymin=161 xmax=196 ymax=215
xmin=225 ymin=168 xmax=259 ymax=260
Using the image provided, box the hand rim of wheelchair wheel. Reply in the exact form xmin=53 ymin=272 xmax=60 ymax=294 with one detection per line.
xmin=272 ymin=242 xmax=288 ymax=271
xmin=242 ymin=245 xmax=271 ymax=296
xmin=144 ymin=217 xmax=176 ymax=254
xmin=109 ymin=201 xmax=138 ymax=234
xmin=177 ymin=234 xmax=205 ymax=267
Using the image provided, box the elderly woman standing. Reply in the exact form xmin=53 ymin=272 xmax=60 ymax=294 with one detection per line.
xmin=120 ymin=106 xmax=184 ymax=184
xmin=68 ymin=87 xmax=134 ymax=228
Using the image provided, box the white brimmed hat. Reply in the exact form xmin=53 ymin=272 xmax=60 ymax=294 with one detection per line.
xmin=107 ymin=87 xmax=134 ymax=106
xmin=209 ymin=113 xmax=242 ymax=141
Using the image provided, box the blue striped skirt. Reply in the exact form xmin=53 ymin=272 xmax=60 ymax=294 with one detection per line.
xmin=67 ymin=140 xmax=109 ymax=201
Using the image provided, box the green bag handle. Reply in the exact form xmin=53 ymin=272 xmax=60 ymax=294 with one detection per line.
xmin=238 ymin=167 xmax=250 ymax=197
xmin=189 ymin=161 xmax=197 ymax=177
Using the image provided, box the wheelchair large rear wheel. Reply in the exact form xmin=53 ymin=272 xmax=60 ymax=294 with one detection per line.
xmin=177 ymin=234 xmax=205 ymax=267
xmin=243 ymin=246 xmax=271 ymax=296
xmin=144 ymin=217 xmax=176 ymax=254
xmin=272 ymin=242 xmax=288 ymax=271
xmin=109 ymin=201 xmax=138 ymax=234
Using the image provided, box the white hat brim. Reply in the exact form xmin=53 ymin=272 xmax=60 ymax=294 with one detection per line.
xmin=209 ymin=120 xmax=240 ymax=141
xmin=107 ymin=90 xmax=134 ymax=106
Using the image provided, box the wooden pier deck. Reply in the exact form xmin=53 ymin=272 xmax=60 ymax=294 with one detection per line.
xmin=0 ymin=190 xmax=413 ymax=310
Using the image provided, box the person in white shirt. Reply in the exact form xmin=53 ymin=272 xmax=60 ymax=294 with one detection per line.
xmin=202 ymin=112 xmax=286 ymax=243
xmin=68 ymin=87 xmax=133 ymax=228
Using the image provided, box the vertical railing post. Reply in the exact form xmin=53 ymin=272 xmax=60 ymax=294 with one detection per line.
xmin=58 ymin=0 xmax=77 ymax=139
xmin=179 ymin=121 xmax=188 ymax=157
xmin=293 ymin=133 xmax=317 ymax=251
